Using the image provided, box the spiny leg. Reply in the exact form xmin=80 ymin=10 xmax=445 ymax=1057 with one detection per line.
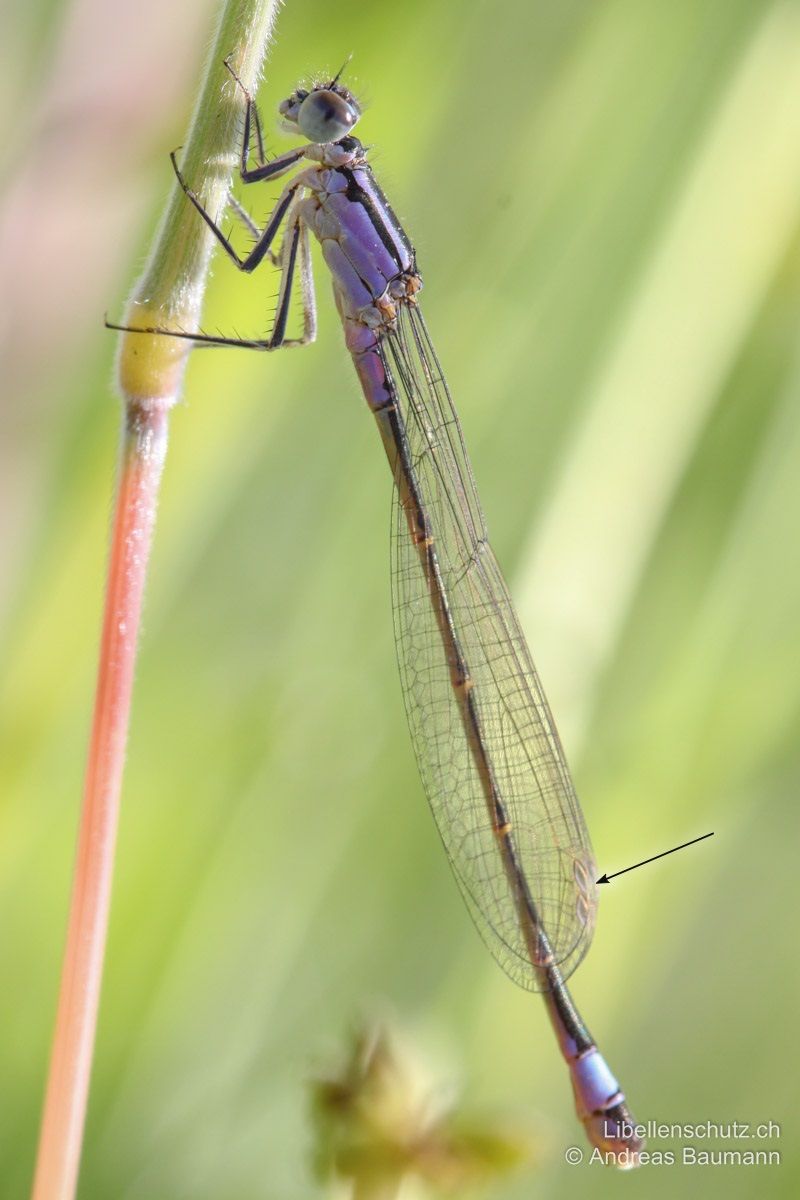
xmin=268 ymin=211 xmax=317 ymax=349
xmin=105 ymin=215 xmax=311 ymax=350
xmin=107 ymin=61 xmax=317 ymax=350
xmin=223 ymin=56 xmax=302 ymax=185
xmin=170 ymin=149 xmax=301 ymax=273
xmin=249 ymin=98 xmax=266 ymax=168
xmin=227 ymin=193 xmax=261 ymax=240
xmin=270 ymin=217 xmax=302 ymax=348
xmin=223 ymin=56 xmax=266 ymax=171
xmin=226 ymin=194 xmax=280 ymax=267
xmin=168 ymin=57 xmax=305 ymax=269
xmin=105 ymin=323 xmax=272 ymax=350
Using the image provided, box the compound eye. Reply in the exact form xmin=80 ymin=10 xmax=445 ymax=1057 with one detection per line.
xmin=297 ymin=89 xmax=359 ymax=142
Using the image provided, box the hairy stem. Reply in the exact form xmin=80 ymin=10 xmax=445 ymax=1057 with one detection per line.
xmin=31 ymin=3 xmax=284 ymax=1198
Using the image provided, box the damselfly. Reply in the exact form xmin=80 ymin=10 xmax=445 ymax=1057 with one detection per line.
xmin=110 ymin=61 xmax=644 ymax=1166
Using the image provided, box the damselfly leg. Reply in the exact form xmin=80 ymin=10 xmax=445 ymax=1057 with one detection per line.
xmin=107 ymin=61 xmax=317 ymax=350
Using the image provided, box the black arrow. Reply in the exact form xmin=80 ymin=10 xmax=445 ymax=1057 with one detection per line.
xmin=596 ymin=831 xmax=714 ymax=885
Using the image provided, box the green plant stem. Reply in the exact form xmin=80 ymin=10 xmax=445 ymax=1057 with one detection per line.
xmin=30 ymin=4 xmax=284 ymax=1199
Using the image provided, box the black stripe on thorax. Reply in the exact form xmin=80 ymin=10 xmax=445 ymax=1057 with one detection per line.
xmin=338 ymin=165 xmax=415 ymax=273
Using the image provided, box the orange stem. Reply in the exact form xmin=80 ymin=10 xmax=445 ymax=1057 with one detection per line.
xmin=31 ymin=401 xmax=170 ymax=1200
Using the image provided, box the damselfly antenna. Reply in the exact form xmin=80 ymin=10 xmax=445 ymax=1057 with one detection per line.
xmin=328 ymin=54 xmax=353 ymax=89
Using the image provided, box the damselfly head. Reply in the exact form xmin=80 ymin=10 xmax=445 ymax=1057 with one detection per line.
xmin=279 ymin=78 xmax=361 ymax=144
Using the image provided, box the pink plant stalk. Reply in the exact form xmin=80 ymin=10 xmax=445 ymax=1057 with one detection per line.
xmin=31 ymin=402 xmax=170 ymax=1200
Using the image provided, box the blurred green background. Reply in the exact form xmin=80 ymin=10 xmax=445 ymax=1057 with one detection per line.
xmin=2 ymin=0 xmax=799 ymax=1195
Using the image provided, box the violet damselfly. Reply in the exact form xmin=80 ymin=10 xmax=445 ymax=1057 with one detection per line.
xmin=110 ymin=61 xmax=644 ymax=1167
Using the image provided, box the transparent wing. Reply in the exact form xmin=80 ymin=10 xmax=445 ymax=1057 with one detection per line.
xmin=382 ymin=305 xmax=597 ymax=991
